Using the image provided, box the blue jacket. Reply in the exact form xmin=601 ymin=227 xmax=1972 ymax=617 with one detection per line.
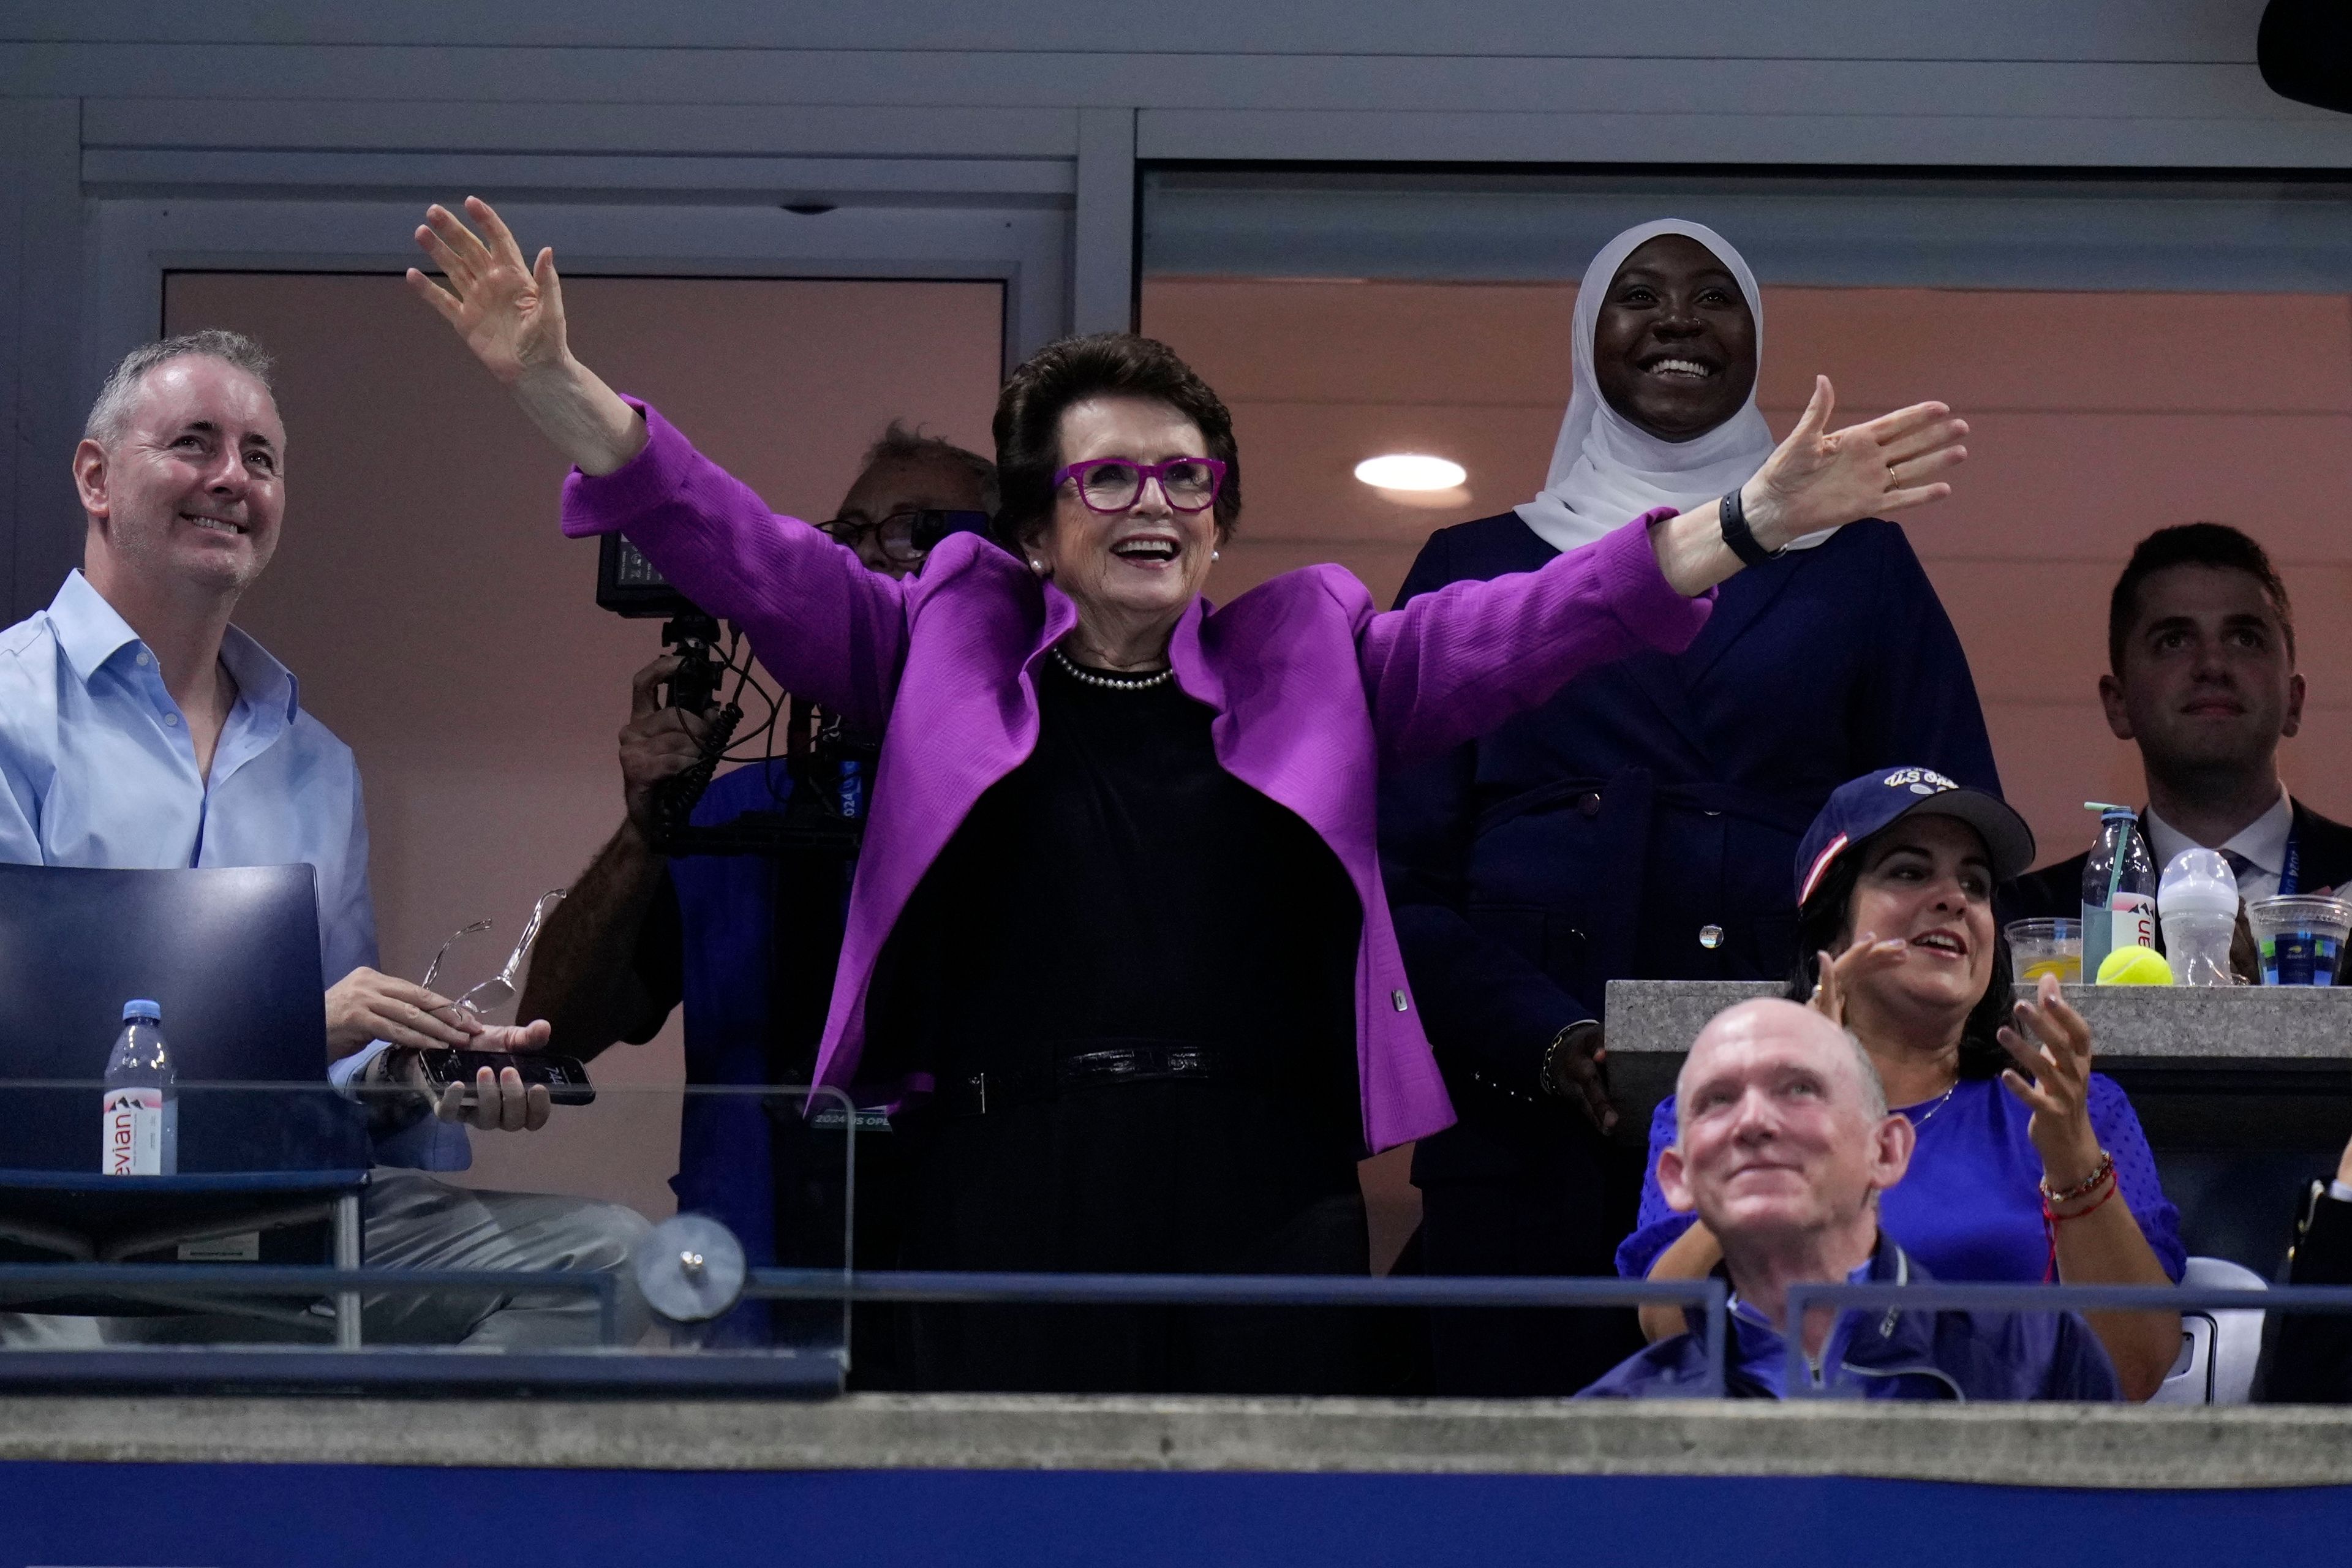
xmin=1380 ymin=514 xmax=1998 ymax=1185
xmin=1578 ymin=1237 xmax=2122 ymax=1401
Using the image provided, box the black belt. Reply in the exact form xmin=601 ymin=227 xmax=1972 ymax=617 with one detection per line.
xmin=943 ymin=1043 xmax=1232 ymax=1118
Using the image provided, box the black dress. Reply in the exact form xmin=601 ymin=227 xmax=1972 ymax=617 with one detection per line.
xmin=865 ymin=651 xmax=1370 ymax=1393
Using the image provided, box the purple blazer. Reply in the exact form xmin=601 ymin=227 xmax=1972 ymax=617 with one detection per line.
xmin=560 ymin=402 xmax=1715 ymax=1150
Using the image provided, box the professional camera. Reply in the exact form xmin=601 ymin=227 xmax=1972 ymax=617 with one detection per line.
xmin=594 ymin=535 xmax=868 ymax=860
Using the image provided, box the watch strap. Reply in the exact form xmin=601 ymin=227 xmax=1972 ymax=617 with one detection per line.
xmin=1719 ymin=485 xmax=1778 ymax=568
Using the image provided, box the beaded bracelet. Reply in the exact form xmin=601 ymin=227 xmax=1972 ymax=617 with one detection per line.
xmin=2041 ymin=1174 xmax=2122 ymax=1283
xmin=2040 ymin=1150 xmax=2116 ymax=1208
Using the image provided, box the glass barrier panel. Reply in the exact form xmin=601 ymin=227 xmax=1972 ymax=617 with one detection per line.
xmin=0 ymin=1079 xmax=853 ymax=1385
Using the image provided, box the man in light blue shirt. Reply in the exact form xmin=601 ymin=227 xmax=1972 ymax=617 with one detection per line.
xmin=0 ymin=328 xmax=646 ymax=1346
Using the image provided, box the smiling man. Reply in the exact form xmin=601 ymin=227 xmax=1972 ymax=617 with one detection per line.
xmin=2009 ymin=524 xmax=2352 ymax=921
xmin=0 ymin=330 xmax=649 ymax=1348
xmin=1579 ymin=998 xmax=2119 ymax=1400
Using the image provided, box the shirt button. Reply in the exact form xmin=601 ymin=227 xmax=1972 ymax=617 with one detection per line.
xmin=1392 ymin=989 xmax=1411 ymax=1013
xmin=163 ymin=713 xmax=179 ymax=727
xmin=1698 ymin=924 xmax=1724 ymax=949
xmin=134 ymin=650 xmax=150 ymax=667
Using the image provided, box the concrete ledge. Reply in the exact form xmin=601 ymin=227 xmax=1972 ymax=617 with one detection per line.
xmin=1604 ymin=978 xmax=2352 ymax=1063
xmin=7 ymin=1393 xmax=2352 ymax=1490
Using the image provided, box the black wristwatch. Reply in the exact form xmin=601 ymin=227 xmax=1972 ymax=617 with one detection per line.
xmin=1719 ymin=484 xmax=1781 ymax=568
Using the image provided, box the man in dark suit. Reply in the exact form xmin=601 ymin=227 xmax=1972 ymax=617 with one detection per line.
xmin=2008 ymin=523 xmax=2352 ymax=928
xmin=2008 ymin=522 xmax=2352 ymax=1273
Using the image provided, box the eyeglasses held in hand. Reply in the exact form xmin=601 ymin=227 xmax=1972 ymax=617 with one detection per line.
xmin=1052 ymin=458 xmax=1226 ymax=515
xmin=818 ymin=508 xmax=990 ymax=565
xmin=419 ymin=889 xmax=567 ymax=1026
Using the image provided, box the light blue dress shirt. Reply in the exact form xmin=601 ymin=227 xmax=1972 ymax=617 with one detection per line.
xmin=0 ymin=570 xmax=464 ymax=1168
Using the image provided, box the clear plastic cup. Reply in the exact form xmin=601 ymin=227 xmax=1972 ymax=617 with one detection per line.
xmin=2004 ymin=918 xmax=2083 ymax=984
xmin=2246 ymin=895 xmax=2352 ymax=986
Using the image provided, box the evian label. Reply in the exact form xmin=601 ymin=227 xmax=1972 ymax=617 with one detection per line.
xmin=2109 ymin=891 xmax=2157 ymax=957
xmin=102 ymin=1087 xmax=162 ymax=1175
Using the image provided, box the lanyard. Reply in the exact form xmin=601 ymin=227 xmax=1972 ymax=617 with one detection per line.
xmin=2282 ymin=827 xmax=2301 ymax=897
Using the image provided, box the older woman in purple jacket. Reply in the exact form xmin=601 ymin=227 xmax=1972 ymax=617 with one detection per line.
xmin=409 ymin=197 xmax=1967 ymax=1393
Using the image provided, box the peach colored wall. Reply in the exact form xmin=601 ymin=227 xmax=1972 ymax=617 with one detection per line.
xmin=163 ymin=273 xmax=1003 ymax=1219
xmin=1144 ymin=277 xmax=2352 ymax=873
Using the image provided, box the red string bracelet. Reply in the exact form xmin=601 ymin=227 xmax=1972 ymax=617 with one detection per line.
xmin=2041 ymin=1175 xmax=2122 ymax=1283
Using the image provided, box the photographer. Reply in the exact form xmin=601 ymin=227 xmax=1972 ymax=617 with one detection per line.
xmin=518 ymin=424 xmax=992 ymax=1361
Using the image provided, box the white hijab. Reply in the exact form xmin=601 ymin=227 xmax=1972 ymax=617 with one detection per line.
xmin=1515 ymin=218 xmax=1831 ymax=555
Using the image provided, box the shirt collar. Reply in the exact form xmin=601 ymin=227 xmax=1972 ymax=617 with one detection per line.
xmin=2143 ymin=788 xmax=2294 ymax=879
xmin=47 ymin=570 xmax=145 ymax=683
xmin=47 ymin=569 xmax=301 ymax=725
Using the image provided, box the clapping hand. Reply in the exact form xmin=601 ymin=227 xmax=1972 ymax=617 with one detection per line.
xmin=1743 ymin=376 xmax=1968 ymax=549
xmin=1806 ymin=932 xmax=1908 ymax=1025
xmin=1996 ymin=971 xmax=2104 ymax=1191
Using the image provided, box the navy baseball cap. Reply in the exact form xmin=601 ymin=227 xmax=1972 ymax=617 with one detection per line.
xmin=1794 ymin=766 xmax=2037 ymax=908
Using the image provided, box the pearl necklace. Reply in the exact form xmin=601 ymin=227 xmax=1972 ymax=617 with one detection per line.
xmin=1051 ymin=646 xmax=1174 ymax=691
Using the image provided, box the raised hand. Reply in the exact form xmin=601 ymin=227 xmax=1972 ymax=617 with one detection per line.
xmin=407 ymin=197 xmax=570 ymax=386
xmin=1743 ymin=376 xmax=1968 ymax=549
xmin=1996 ymin=971 xmax=2105 ymax=1190
xmin=403 ymin=197 xmax=646 ymax=475
xmin=1806 ymin=932 xmax=1907 ymax=1026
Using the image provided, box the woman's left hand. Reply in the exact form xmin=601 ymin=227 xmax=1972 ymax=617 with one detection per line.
xmin=1996 ymin=971 xmax=2105 ymax=1190
xmin=1742 ymin=375 xmax=1969 ymax=549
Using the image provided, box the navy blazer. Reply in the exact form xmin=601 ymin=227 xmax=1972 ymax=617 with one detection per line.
xmin=1381 ymin=513 xmax=2000 ymax=1183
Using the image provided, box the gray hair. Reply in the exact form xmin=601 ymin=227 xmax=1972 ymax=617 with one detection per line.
xmin=84 ymin=330 xmax=276 ymax=447
xmin=864 ymin=421 xmax=997 ymax=514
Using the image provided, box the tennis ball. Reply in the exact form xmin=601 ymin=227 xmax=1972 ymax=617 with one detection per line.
xmin=2096 ymin=945 xmax=2174 ymax=986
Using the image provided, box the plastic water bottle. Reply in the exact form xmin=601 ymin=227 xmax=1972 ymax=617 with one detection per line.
xmin=2082 ymin=804 xmax=2158 ymax=982
xmin=101 ymin=998 xmax=178 ymax=1176
xmin=2158 ymin=848 xmax=2241 ymax=987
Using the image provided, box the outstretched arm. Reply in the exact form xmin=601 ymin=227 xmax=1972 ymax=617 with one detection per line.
xmin=408 ymin=198 xmax=908 ymax=725
xmin=1359 ymin=379 xmax=1967 ymax=769
xmin=407 ymin=197 xmax=645 ymax=477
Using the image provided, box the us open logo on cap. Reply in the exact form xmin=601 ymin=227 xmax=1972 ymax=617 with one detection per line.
xmin=1883 ymin=767 xmax=1956 ymax=797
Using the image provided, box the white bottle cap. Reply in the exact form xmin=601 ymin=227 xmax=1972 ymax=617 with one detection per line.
xmin=2158 ymin=848 xmax=2240 ymax=919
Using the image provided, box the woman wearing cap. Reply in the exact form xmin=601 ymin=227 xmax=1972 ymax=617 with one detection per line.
xmin=1382 ymin=219 xmax=1999 ymax=1396
xmin=407 ymin=197 xmax=1968 ymax=1393
xmin=1619 ymin=767 xmax=2185 ymax=1399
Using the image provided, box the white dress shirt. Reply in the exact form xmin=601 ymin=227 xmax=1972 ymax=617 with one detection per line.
xmin=2143 ymin=788 xmax=2296 ymax=904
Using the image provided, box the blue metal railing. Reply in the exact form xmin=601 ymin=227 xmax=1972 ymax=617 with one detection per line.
xmin=753 ymin=1267 xmax=1734 ymax=1396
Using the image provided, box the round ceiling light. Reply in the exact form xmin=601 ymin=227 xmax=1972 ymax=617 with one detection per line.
xmin=1354 ymin=454 xmax=1466 ymax=492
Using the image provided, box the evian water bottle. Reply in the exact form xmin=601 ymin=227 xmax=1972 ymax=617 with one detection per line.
xmin=2081 ymin=804 xmax=2158 ymax=982
xmin=101 ymin=998 xmax=177 ymax=1176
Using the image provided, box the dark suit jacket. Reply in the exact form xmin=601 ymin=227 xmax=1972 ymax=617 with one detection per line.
xmin=2257 ymin=1182 xmax=2352 ymax=1402
xmin=2003 ymin=799 xmax=2352 ymax=984
xmin=1379 ymin=513 xmax=1999 ymax=1189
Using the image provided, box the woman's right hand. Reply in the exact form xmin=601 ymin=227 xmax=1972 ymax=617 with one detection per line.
xmin=405 ymin=197 xmax=647 ymax=476
xmin=1807 ymin=932 xmax=1908 ymax=1026
xmin=407 ymin=197 xmax=570 ymax=386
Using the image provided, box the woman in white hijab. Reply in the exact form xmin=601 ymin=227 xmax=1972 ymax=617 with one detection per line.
xmin=1380 ymin=218 xmax=1999 ymax=1398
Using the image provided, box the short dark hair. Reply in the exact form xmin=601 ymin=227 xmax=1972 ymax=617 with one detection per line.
xmin=989 ymin=333 xmax=1240 ymax=550
xmin=1784 ymin=831 xmax=2014 ymax=1082
xmin=85 ymin=329 xmax=276 ymax=447
xmin=2108 ymin=522 xmax=2295 ymax=675
xmin=862 ymin=421 xmax=998 ymax=514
